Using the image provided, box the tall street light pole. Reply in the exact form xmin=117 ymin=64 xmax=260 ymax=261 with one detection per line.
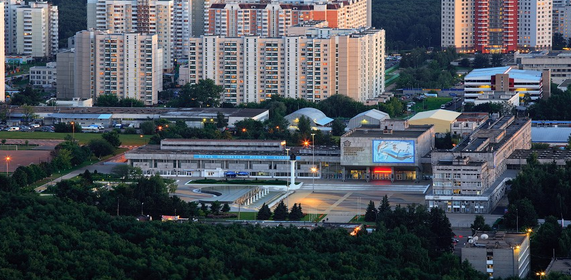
xmin=5 ymin=156 xmax=10 ymax=175
xmin=70 ymin=121 xmax=75 ymax=141
xmin=286 ymin=148 xmax=290 ymax=207
xmin=311 ymin=133 xmax=315 ymax=193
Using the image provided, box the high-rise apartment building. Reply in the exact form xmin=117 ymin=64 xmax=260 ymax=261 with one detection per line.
xmin=205 ymin=0 xmax=369 ymax=37
xmin=87 ymin=0 xmax=203 ymax=63
xmin=518 ymin=0 xmax=552 ymax=50
xmin=87 ymin=0 xmax=174 ymax=70
xmin=553 ymin=1 xmax=571 ymax=40
xmin=441 ymin=0 xmax=552 ymax=53
xmin=69 ymin=30 xmax=163 ymax=105
xmin=188 ymin=25 xmax=384 ymax=104
xmin=14 ymin=1 xmax=58 ymax=57
xmin=3 ymin=0 xmax=21 ymax=55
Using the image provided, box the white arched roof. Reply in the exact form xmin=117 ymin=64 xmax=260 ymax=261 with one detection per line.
xmin=285 ymin=108 xmax=333 ymax=127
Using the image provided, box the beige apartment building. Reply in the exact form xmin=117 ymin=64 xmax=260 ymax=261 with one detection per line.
xmin=205 ymin=0 xmax=370 ymax=37
xmin=70 ymin=30 xmax=163 ymax=105
xmin=188 ymin=25 xmax=384 ymax=104
xmin=15 ymin=1 xmax=58 ymax=57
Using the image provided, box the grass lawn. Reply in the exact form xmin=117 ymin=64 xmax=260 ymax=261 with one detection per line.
xmin=410 ymin=97 xmax=453 ymax=112
xmin=0 ymin=132 xmax=151 ymax=146
xmin=349 ymin=215 xmax=376 ymax=226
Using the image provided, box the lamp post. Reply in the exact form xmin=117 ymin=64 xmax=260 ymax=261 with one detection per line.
xmin=141 ymin=202 xmax=144 ymax=215
xmin=286 ymin=148 xmax=290 ymax=207
xmin=5 ymin=156 xmax=10 ymax=175
xmin=70 ymin=121 xmax=75 ymax=141
xmin=140 ymin=134 xmax=144 ymax=146
xmin=311 ymin=133 xmax=315 ymax=192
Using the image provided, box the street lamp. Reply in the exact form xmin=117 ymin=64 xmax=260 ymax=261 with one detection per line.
xmin=5 ymin=156 xmax=10 ymax=175
xmin=311 ymin=133 xmax=315 ymax=192
xmin=141 ymin=202 xmax=144 ymax=215
xmin=70 ymin=121 xmax=75 ymax=141
xmin=536 ymin=272 xmax=546 ymax=279
xmin=311 ymin=167 xmax=317 ymax=193
xmin=140 ymin=134 xmax=145 ymax=146
xmin=286 ymin=148 xmax=290 ymax=207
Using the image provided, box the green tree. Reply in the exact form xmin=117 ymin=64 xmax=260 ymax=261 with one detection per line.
xmin=553 ymin=33 xmax=567 ymax=50
xmin=95 ymin=94 xmax=120 ymax=107
xmin=491 ymin=53 xmax=504 ymax=67
xmin=210 ymin=201 xmax=222 ymax=215
xmin=459 ymin=58 xmax=471 ymax=68
xmin=216 ymin=111 xmax=228 ymax=129
xmin=102 ymin=130 xmax=122 ymax=148
xmin=331 ymin=119 xmax=346 ymax=136
xmin=504 ymin=198 xmax=539 ymax=230
xmin=170 ymin=79 xmax=223 ymax=108
xmin=11 ymin=166 xmax=28 ymax=188
xmin=140 ymin=121 xmax=156 ymax=135
xmin=88 ymin=139 xmax=115 ymax=158
xmin=289 ymin=203 xmax=303 ymax=221
xmin=51 ymin=148 xmax=73 ymax=171
xmin=273 ymin=201 xmax=289 ymax=220
xmin=118 ymin=98 xmax=144 ymax=107
xmin=364 ymin=200 xmax=378 ymax=222
xmin=21 ymin=104 xmax=37 ymax=124
xmin=257 ymin=203 xmax=272 ymax=220
xmin=471 ymin=215 xmax=492 ymax=234
xmin=473 ymin=54 xmax=490 ymax=69
xmin=221 ymin=203 xmax=230 ymax=213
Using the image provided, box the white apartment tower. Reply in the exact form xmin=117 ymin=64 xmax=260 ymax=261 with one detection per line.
xmin=73 ymin=30 xmax=163 ymax=105
xmin=15 ymin=1 xmax=58 ymax=57
xmin=188 ymin=26 xmax=384 ymax=104
xmin=518 ymin=0 xmax=552 ymax=50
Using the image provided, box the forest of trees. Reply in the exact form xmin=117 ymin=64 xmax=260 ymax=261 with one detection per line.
xmin=528 ymin=85 xmax=571 ymax=120
xmin=371 ymin=0 xmax=440 ymax=50
xmin=396 ymin=48 xmax=460 ymax=89
xmin=0 ymin=188 xmax=490 ymax=280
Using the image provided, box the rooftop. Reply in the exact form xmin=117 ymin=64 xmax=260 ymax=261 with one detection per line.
xmin=453 ymin=116 xmax=530 ymax=152
xmin=464 ymin=231 xmax=528 ymax=250
xmin=344 ymin=125 xmax=433 ymax=138
xmin=409 ymin=109 xmax=461 ymax=122
xmin=465 ymin=66 xmax=542 ymax=82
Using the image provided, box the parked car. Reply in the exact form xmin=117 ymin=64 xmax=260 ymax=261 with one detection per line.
xmin=8 ymin=126 xmax=20 ymax=131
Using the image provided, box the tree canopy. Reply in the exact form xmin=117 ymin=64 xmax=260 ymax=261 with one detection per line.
xmin=169 ymin=79 xmax=223 ymax=108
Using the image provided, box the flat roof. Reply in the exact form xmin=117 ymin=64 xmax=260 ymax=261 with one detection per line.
xmin=465 ymin=66 xmax=542 ymax=82
xmin=464 ymin=231 xmax=527 ymax=250
xmin=344 ymin=125 xmax=432 ymax=138
xmin=531 ymin=127 xmax=571 ymax=143
xmin=409 ymin=109 xmax=461 ymax=122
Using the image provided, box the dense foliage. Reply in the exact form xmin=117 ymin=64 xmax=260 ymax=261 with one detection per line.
xmin=169 ymin=80 xmax=223 ymax=108
xmin=52 ymin=0 xmax=87 ymax=47
xmin=396 ymin=48 xmax=460 ymax=89
xmin=95 ymin=94 xmax=144 ymax=107
xmin=372 ymin=0 xmax=440 ymax=50
xmin=0 ymin=191 xmax=488 ymax=280
xmin=528 ymin=85 xmax=571 ymax=120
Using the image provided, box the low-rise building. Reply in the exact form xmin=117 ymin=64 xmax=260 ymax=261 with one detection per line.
xmin=125 ymin=139 xmax=342 ymax=178
xmin=347 ymin=109 xmax=390 ymax=130
xmin=408 ymin=109 xmax=461 ymax=134
xmin=340 ymin=119 xmax=435 ymax=181
xmin=462 ymin=231 xmax=531 ymax=279
xmin=464 ymin=66 xmax=549 ymax=103
xmin=29 ymin=62 xmax=56 ymax=87
xmin=426 ymin=115 xmax=532 ymax=213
